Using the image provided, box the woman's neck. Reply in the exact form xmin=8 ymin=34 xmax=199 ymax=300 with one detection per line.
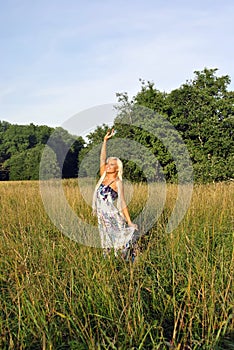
xmin=104 ymin=174 xmax=118 ymax=181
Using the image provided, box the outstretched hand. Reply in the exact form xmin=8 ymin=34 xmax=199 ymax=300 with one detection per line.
xmin=128 ymin=222 xmax=138 ymax=231
xmin=104 ymin=129 xmax=115 ymax=141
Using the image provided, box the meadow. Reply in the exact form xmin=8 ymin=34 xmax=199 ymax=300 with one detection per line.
xmin=0 ymin=180 xmax=233 ymax=349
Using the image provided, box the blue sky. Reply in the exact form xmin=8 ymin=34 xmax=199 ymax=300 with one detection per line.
xmin=0 ymin=0 xmax=234 ymax=131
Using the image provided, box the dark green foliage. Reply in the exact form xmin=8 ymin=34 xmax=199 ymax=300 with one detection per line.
xmin=0 ymin=122 xmax=85 ymax=180
xmin=39 ymin=145 xmax=61 ymax=180
xmin=1 ymin=68 xmax=233 ymax=183
xmin=46 ymin=127 xmax=84 ymax=179
xmin=109 ymin=68 xmax=233 ymax=183
xmin=5 ymin=145 xmax=45 ymax=180
xmin=165 ymin=68 xmax=234 ymax=182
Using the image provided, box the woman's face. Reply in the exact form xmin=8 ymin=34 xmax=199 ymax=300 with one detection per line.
xmin=105 ymin=159 xmax=118 ymax=174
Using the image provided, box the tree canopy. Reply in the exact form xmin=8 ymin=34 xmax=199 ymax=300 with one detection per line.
xmin=80 ymin=68 xmax=233 ymax=183
xmin=0 ymin=122 xmax=85 ymax=180
xmin=1 ymin=68 xmax=233 ymax=183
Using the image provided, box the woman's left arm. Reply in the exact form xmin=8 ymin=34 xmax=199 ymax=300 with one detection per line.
xmin=118 ymin=181 xmax=138 ymax=230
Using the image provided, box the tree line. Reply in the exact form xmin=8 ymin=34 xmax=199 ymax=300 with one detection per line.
xmin=79 ymin=68 xmax=233 ymax=183
xmin=0 ymin=122 xmax=84 ymax=180
xmin=1 ymin=68 xmax=233 ymax=183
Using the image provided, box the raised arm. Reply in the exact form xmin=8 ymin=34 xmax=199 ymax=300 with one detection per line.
xmin=100 ymin=129 xmax=114 ymax=176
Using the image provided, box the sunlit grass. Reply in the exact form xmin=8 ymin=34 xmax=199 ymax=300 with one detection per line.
xmin=0 ymin=180 xmax=233 ymax=349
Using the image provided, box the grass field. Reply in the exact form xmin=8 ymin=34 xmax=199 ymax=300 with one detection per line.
xmin=0 ymin=180 xmax=233 ymax=349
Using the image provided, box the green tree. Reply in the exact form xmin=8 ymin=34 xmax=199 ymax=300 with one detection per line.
xmin=166 ymin=68 xmax=234 ymax=182
xmin=114 ymin=91 xmax=179 ymax=182
xmin=47 ymin=127 xmax=85 ymax=178
xmin=0 ymin=121 xmax=84 ymax=180
xmin=39 ymin=145 xmax=61 ymax=180
xmin=114 ymin=68 xmax=233 ymax=183
xmin=4 ymin=145 xmax=60 ymax=180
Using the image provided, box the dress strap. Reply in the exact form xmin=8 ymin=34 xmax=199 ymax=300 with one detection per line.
xmin=103 ymin=178 xmax=117 ymax=187
xmin=107 ymin=179 xmax=116 ymax=186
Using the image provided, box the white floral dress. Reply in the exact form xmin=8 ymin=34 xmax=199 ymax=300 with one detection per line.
xmin=95 ymin=182 xmax=136 ymax=257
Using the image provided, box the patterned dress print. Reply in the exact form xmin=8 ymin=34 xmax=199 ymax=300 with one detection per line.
xmin=96 ymin=183 xmax=136 ymax=254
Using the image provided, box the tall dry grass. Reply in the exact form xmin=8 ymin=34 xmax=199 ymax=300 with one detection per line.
xmin=0 ymin=180 xmax=233 ymax=349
